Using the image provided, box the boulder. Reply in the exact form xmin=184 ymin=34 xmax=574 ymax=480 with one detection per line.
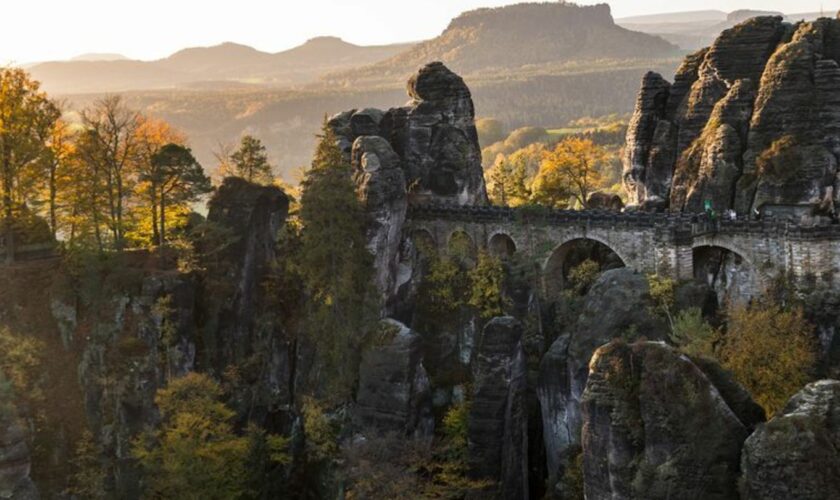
xmin=354 ymin=320 xmax=433 ymax=438
xmin=582 ymin=341 xmax=758 ymax=500
xmin=468 ymin=317 xmax=528 ymax=499
xmin=585 ymin=191 xmax=624 ymax=211
xmin=351 ymin=136 xmax=407 ymax=308
xmin=741 ymin=379 xmax=840 ymax=499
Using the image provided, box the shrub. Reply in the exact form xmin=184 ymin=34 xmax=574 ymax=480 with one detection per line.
xmin=468 ymin=251 xmax=509 ymax=319
xmin=566 ymin=259 xmax=601 ymax=296
xmin=301 ymin=397 xmax=339 ymax=462
xmin=718 ymin=305 xmax=817 ymax=416
xmin=669 ymin=307 xmax=718 ymax=358
xmin=132 ymin=373 xmax=288 ymax=499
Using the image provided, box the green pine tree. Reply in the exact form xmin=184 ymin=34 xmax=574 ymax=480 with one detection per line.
xmin=229 ymin=135 xmax=273 ymax=185
xmin=295 ymin=119 xmax=377 ymax=400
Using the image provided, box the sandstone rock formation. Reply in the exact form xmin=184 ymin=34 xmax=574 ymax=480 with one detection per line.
xmin=623 ymin=16 xmax=840 ymax=219
xmin=0 ymin=414 xmax=38 ymax=500
xmin=354 ymin=320 xmax=433 ymax=437
xmin=351 ymin=136 xmax=407 ymax=308
xmin=468 ymin=317 xmax=528 ymax=499
xmin=538 ymin=269 xmax=666 ymax=488
xmin=741 ymin=379 xmax=840 ymax=499
xmin=204 ymin=177 xmax=290 ymax=367
xmin=330 ymin=62 xmax=487 ymax=206
xmin=586 ymin=191 xmax=624 ymax=211
xmin=582 ymin=341 xmax=762 ymax=500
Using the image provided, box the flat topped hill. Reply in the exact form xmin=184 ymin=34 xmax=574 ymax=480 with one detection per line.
xmin=333 ymin=2 xmax=679 ymax=82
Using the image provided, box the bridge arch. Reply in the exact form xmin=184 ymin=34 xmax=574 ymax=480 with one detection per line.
xmin=692 ymin=243 xmax=761 ymax=304
xmin=448 ymin=229 xmax=478 ymax=266
xmin=410 ymin=228 xmax=437 ymax=256
xmin=542 ymin=236 xmax=626 ymax=299
xmin=488 ymin=232 xmax=517 ymax=260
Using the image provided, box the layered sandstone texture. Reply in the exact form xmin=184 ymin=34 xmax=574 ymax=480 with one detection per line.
xmin=624 ymin=16 xmax=840 ymax=217
xmin=330 ymin=62 xmax=488 ymax=206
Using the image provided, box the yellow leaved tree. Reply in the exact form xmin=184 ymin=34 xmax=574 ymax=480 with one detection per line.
xmin=531 ymin=137 xmax=606 ymax=209
xmin=718 ymin=305 xmax=816 ymax=416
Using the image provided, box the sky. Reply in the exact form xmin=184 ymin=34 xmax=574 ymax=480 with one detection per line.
xmin=2 ymin=0 xmax=837 ymax=64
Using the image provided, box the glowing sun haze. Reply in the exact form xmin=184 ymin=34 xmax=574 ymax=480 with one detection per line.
xmin=5 ymin=0 xmax=837 ymax=64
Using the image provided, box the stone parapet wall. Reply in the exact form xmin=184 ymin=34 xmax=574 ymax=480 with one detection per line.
xmin=407 ymin=203 xmax=840 ymax=299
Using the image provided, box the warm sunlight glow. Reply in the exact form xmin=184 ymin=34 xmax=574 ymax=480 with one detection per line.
xmin=2 ymin=0 xmax=836 ymax=63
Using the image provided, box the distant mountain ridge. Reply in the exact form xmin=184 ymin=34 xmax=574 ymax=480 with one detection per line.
xmin=28 ymin=37 xmax=415 ymax=94
xmin=618 ymin=9 xmax=828 ymax=49
xmin=70 ymin=53 xmax=129 ymax=62
xmin=329 ymin=2 xmax=679 ymax=84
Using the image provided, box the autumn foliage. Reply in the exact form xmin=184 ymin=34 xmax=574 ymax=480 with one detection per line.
xmin=718 ymin=304 xmax=816 ymax=416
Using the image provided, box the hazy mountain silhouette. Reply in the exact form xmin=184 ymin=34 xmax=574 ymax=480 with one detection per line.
xmin=618 ymin=9 xmax=826 ymax=49
xmin=29 ymin=37 xmax=414 ymax=94
xmin=70 ymin=53 xmax=130 ymax=62
xmin=328 ymin=2 xmax=679 ymax=85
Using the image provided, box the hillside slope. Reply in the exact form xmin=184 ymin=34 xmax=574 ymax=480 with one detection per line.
xmin=28 ymin=37 xmax=414 ymax=94
xmin=331 ymin=2 xmax=678 ymax=84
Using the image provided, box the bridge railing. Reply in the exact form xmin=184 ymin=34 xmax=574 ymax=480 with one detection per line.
xmin=406 ymin=203 xmax=840 ymax=239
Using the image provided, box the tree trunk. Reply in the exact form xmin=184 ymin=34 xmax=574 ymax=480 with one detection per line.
xmin=3 ymin=154 xmax=15 ymax=263
xmin=159 ymin=195 xmax=166 ymax=248
xmin=49 ymin=164 xmax=57 ymax=238
xmin=151 ymin=184 xmax=159 ymax=246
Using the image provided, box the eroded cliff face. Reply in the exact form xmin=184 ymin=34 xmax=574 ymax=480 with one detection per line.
xmin=741 ymin=380 xmax=840 ymax=499
xmin=351 ymin=136 xmax=407 ymax=310
xmin=330 ymin=62 xmax=488 ymax=206
xmin=582 ymin=341 xmax=764 ymax=500
xmin=624 ymin=16 xmax=840 ymax=219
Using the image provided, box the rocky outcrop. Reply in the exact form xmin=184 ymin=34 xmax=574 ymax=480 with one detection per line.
xmin=468 ymin=317 xmax=528 ymax=499
xmin=538 ymin=270 xmax=719 ymax=493
xmin=354 ymin=320 xmax=433 ymax=437
xmin=351 ymin=137 xmax=407 ymax=308
xmin=0 ymin=415 xmax=38 ymax=500
xmin=586 ymin=191 xmax=624 ymax=211
xmin=581 ymin=341 xmax=761 ymax=500
xmin=203 ymin=177 xmax=290 ymax=367
xmin=623 ymin=71 xmax=674 ymax=210
xmin=623 ymin=16 xmax=840 ymax=219
xmin=737 ymin=19 xmax=840 ymax=217
xmin=741 ymin=379 xmax=840 ymax=499
xmin=330 ymin=62 xmax=487 ymax=206
xmin=539 ymin=269 xmax=666 ymax=488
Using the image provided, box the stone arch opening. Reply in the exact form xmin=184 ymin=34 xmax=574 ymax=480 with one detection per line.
xmin=448 ymin=230 xmax=477 ymax=268
xmin=411 ymin=228 xmax=437 ymax=256
xmin=693 ymin=245 xmax=757 ymax=305
xmin=488 ymin=233 xmax=516 ymax=260
xmin=543 ymin=238 xmax=625 ymax=299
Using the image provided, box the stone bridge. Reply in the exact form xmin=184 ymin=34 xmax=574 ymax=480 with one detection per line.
xmin=407 ymin=204 xmax=840 ymax=300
